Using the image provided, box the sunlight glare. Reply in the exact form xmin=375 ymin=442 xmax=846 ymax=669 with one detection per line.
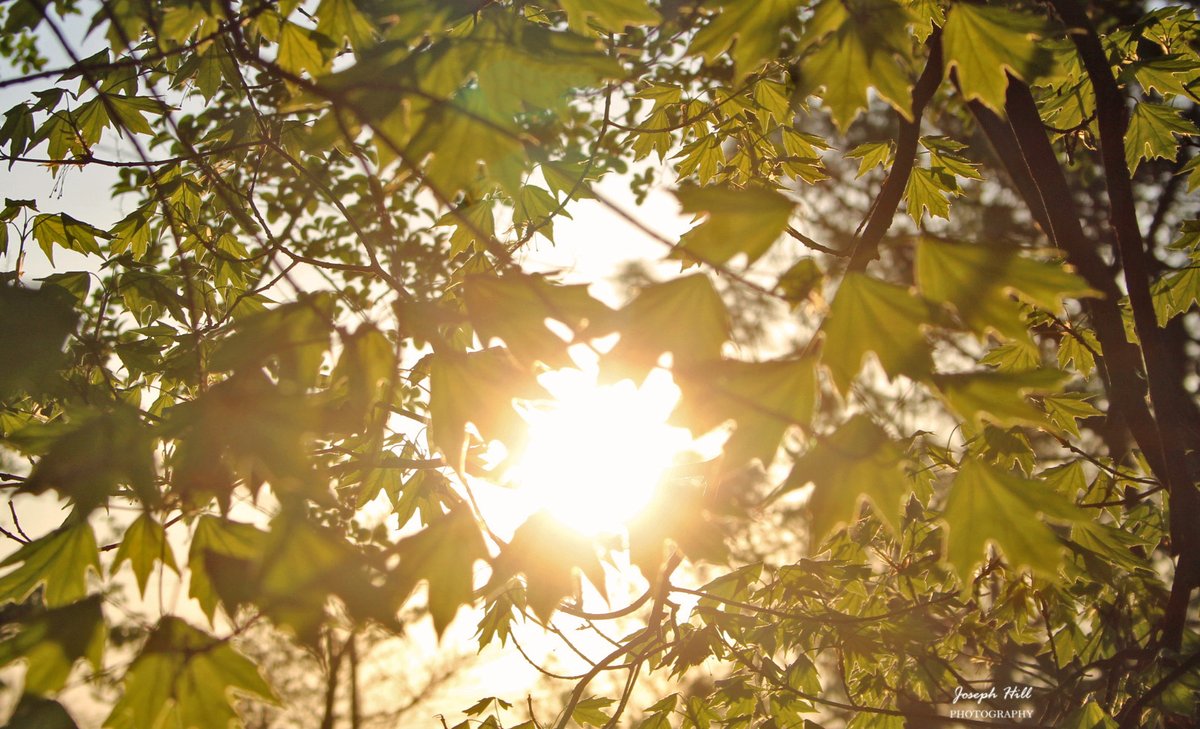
xmin=507 ymin=362 xmax=693 ymax=536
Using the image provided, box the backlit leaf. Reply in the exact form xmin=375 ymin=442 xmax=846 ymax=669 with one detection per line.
xmin=188 ymin=516 xmax=267 ymax=622
xmin=112 ymin=514 xmax=177 ymax=596
xmin=315 ymin=0 xmax=374 ymax=49
xmin=1124 ymin=102 xmax=1198 ymax=173
xmin=933 ymin=368 xmax=1068 ymax=430
xmin=0 ymin=521 xmax=99 ymax=608
xmin=429 ymin=348 xmax=545 ymax=466
xmin=797 ymin=0 xmax=914 ymax=131
xmin=558 ymin=0 xmax=659 ymax=33
xmin=105 ymin=617 xmax=276 ymax=729
xmin=777 ymin=415 xmax=910 ymax=539
xmin=464 ymin=273 xmax=610 ymax=368
xmin=604 ymin=275 xmax=729 ymax=381
xmin=943 ymin=3 xmax=1050 ymax=114
xmin=392 ymin=505 xmax=487 ymax=635
xmin=0 ymin=596 xmax=105 ymax=694
xmin=689 ymin=0 xmax=800 ymax=76
xmin=942 ymin=459 xmax=1080 ymax=580
xmin=821 ymin=273 xmax=939 ymax=393
xmin=487 ymin=511 xmax=605 ymax=621
xmin=0 ymin=284 xmax=77 ymax=398
xmin=916 ymin=238 xmax=1098 ymax=341
xmin=673 ymin=184 xmax=795 ymax=267
xmin=673 ymin=356 xmax=817 ymax=467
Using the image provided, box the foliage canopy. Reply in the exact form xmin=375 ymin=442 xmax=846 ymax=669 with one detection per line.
xmin=2 ymin=0 xmax=1200 ymax=726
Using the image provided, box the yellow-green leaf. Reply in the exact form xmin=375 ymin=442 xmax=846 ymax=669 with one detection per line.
xmin=105 ymin=617 xmax=276 ymax=729
xmin=673 ymin=184 xmax=795 ymax=267
xmin=558 ymin=0 xmax=659 ymax=33
xmin=112 ymin=514 xmax=178 ymax=596
xmin=315 ymin=0 xmax=374 ymax=49
xmin=916 ymin=238 xmax=1099 ymax=342
xmin=605 ymin=274 xmax=730 ymax=381
xmin=0 ymin=596 xmax=105 ymax=694
xmin=429 ymin=348 xmax=545 ymax=466
xmin=797 ymin=0 xmax=913 ymax=131
xmin=821 ymin=273 xmax=939 ymax=393
xmin=1125 ymin=102 xmax=1199 ymax=173
xmin=933 ymin=368 xmax=1067 ymax=430
xmin=392 ymin=505 xmax=487 ymax=636
xmin=0 ymin=521 xmax=99 ymax=608
xmin=777 ymin=415 xmax=910 ymax=540
xmin=689 ymin=0 xmax=800 ymax=76
xmin=464 ymin=273 xmax=610 ymax=368
xmin=942 ymin=459 xmax=1080 ymax=581
xmin=277 ymin=21 xmax=327 ymax=78
xmin=942 ymin=3 xmax=1050 ymax=114
xmin=673 ymin=356 xmax=817 ymax=468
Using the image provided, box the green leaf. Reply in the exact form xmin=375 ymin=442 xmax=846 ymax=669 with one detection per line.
xmin=437 ymin=199 xmax=496 ymax=256
xmin=942 ymin=3 xmax=1050 ymax=114
xmin=0 ymin=596 xmax=105 ymax=694
xmin=464 ymin=273 xmax=610 ymax=368
xmin=0 ymin=284 xmax=77 ymax=398
xmin=210 ymin=294 xmax=333 ymax=387
xmin=31 ymin=213 xmax=108 ymax=264
xmin=845 ymin=141 xmax=893 ymax=177
xmin=672 ymin=184 xmax=795 ymax=267
xmin=23 ymin=407 xmax=158 ymax=512
xmin=476 ymin=587 xmax=521 ymax=649
xmin=776 ymin=257 xmax=823 ymax=307
xmin=188 ymin=516 xmax=267 ymax=622
xmin=392 ymin=505 xmax=487 ymax=636
xmin=112 ymin=514 xmax=178 ymax=596
xmin=797 ymin=0 xmax=914 ymax=131
xmin=428 ymin=348 xmax=545 ymax=466
xmin=326 ymin=324 xmax=396 ymax=429
xmin=673 ymin=356 xmax=817 ymax=468
xmin=407 ymin=91 xmax=526 ymax=197
xmin=105 ymin=617 xmax=276 ymax=729
xmin=277 ymin=21 xmax=328 ymax=77
xmin=1125 ymin=102 xmax=1198 ymax=173
xmin=916 ymin=238 xmax=1098 ymax=342
xmin=673 ymin=134 xmax=724 ymax=184
xmin=689 ymin=0 xmax=800 ymax=76
xmin=821 ymin=273 xmax=939 ymax=393
xmin=1056 ymin=327 xmax=1099 ymax=377
xmin=1180 ymin=155 xmax=1200 ymax=193
xmin=942 ymin=459 xmax=1080 ymax=580
xmin=904 ymin=167 xmax=955 ymax=222
xmin=572 ymin=696 xmax=614 ymax=728
xmin=1154 ymin=265 xmax=1200 ymax=324
xmin=315 ymin=0 xmax=374 ymax=49
xmin=0 ymin=521 xmax=99 ymax=607
xmin=604 ymin=274 xmax=730 ymax=381
xmin=102 ymin=95 xmax=162 ymax=137
xmin=255 ymin=516 xmax=396 ymax=643
xmin=487 ymin=511 xmax=606 ymax=621
xmin=513 ymin=185 xmax=565 ymax=241
xmin=980 ymin=342 xmax=1042 ymax=373
xmin=1041 ymin=393 xmax=1102 ymax=437
xmin=2 ymin=695 xmax=79 ymax=729
xmin=933 ymin=368 xmax=1068 ymax=430
xmin=558 ymin=0 xmax=660 ymax=33
xmin=1132 ymin=55 xmax=1200 ymax=99
xmin=777 ymin=415 xmax=910 ymax=539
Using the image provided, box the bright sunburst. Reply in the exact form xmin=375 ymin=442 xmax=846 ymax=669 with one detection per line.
xmin=505 ymin=362 xmax=695 ymax=536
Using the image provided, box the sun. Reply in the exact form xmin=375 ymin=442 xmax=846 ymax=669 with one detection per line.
xmin=505 ymin=362 xmax=695 ymax=537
